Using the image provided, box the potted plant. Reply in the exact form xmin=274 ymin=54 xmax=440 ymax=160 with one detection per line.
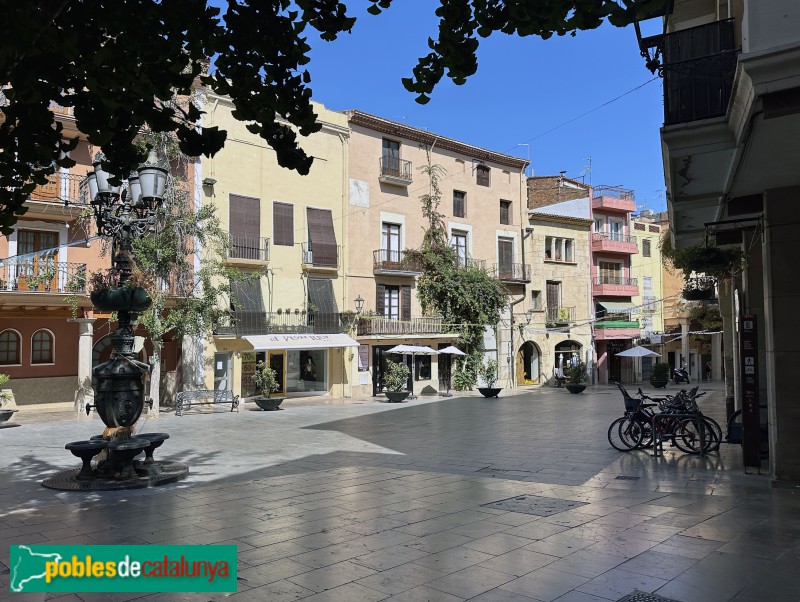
xmin=383 ymin=358 xmax=411 ymax=402
xmin=0 ymin=374 xmax=18 ymax=424
xmin=252 ymin=360 xmax=285 ymax=410
xmin=563 ymin=360 xmax=589 ymax=394
xmin=477 ymin=359 xmax=502 ymax=398
xmin=649 ymin=362 xmax=670 ymax=388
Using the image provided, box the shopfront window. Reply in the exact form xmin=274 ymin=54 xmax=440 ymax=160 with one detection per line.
xmin=286 ymin=349 xmax=327 ymax=393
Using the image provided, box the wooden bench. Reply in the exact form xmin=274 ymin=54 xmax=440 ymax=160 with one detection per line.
xmin=175 ymin=389 xmax=240 ymax=416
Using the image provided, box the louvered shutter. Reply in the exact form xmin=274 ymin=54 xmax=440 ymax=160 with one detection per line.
xmin=230 ymin=195 xmax=260 ymax=258
xmin=376 ymin=284 xmax=385 ymax=317
xmin=273 ymin=202 xmax=294 ymax=246
xmin=401 ymin=285 xmax=411 ymax=321
xmin=307 ymin=208 xmax=338 ymax=267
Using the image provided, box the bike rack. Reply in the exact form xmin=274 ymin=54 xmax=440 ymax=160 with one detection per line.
xmin=650 ymin=413 xmax=708 ymax=458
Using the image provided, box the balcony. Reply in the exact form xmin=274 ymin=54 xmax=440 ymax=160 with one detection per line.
xmin=356 ymin=315 xmax=450 ymax=337
xmin=378 ymin=157 xmax=413 ymax=186
xmin=373 ymin=249 xmax=423 ymax=276
xmin=592 ymin=276 xmax=639 ymax=297
xmin=592 ymin=186 xmax=636 ymax=213
xmin=591 ymin=232 xmax=638 ymax=254
xmin=301 ymin=243 xmax=339 ymax=271
xmin=662 ymin=19 xmax=737 ymax=126
xmin=0 ymin=262 xmax=87 ymax=294
xmin=27 ymin=173 xmax=90 ymax=215
xmin=455 ymin=256 xmax=486 ymax=271
xmin=226 ymin=310 xmax=349 ymax=337
xmin=227 ymin=235 xmax=269 ymax=266
xmin=546 ymin=306 xmax=575 ymax=325
xmin=492 ymin=262 xmax=530 ymax=284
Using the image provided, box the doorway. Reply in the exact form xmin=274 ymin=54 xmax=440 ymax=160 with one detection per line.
xmin=518 ymin=341 xmax=540 ymax=384
xmin=268 ymin=351 xmax=286 ymax=396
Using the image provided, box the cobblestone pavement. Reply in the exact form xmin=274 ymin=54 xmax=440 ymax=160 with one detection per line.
xmin=1 ymin=384 xmax=799 ymax=601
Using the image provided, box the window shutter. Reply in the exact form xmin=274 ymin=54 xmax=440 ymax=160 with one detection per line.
xmin=230 ymin=195 xmax=260 ymax=238
xmin=401 ymin=285 xmax=411 ymax=321
xmin=375 ymin=284 xmax=385 ymax=317
xmin=546 ymin=282 xmax=560 ymax=309
xmin=273 ymin=202 xmax=294 ymax=246
xmin=307 ymin=208 xmax=338 ymax=266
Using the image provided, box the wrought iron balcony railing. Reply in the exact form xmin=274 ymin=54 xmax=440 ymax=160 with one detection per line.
xmin=356 ymin=315 xmax=450 ymax=336
xmin=373 ymin=249 xmax=423 ymax=273
xmin=228 ymin=235 xmax=269 ymax=262
xmin=546 ymin=306 xmax=575 ymax=324
xmin=379 ymin=156 xmax=413 ymax=183
xmin=492 ymin=263 xmax=531 ymax=283
xmin=592 ymin=232 xmax=637 ymax=244
xmin=454 ymin=256 xmax=486 ymax=271
xmin=29 ymin=172 xmax=90 ymax=206
xmin=593 ymin=276 xmax=638 ymax=287
xmin=227 ymin=310 xmax=350 ymax=336
xmin=0 ymin=261 xmax=87 ymax=293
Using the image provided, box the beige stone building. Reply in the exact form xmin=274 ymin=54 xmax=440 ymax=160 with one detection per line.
xmin=201 ymin=96 xmax=356 ymax=400
xmin=523 ymin=177 xmax=593 ymax=385
xmin=345 ymin=111 xmax=528 ymax=396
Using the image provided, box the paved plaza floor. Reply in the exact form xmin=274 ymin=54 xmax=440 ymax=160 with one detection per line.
xmin=1 ymin=383 xmax=799 ymax=601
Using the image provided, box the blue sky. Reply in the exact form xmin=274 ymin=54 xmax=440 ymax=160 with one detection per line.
xmin=303 ymin=2 xmax=667 ymax=213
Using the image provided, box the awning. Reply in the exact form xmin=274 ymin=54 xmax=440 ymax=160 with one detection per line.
xmin=243 ymin=333 xmax=359 ymax=351
xmin=597 ymin=301 xmax=636 ymax=314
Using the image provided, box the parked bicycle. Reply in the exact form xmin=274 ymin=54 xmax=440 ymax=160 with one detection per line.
xmin=608 ymin=383 xmax=722 ymax=454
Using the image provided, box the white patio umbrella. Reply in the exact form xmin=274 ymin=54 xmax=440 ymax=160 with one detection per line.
xmin=385 ymin=345 xmax=438 ymax=399
xmin=437 ymin=346 xmax=466 ymax=396
xmin=615 ymin=346 xmax=661 ymax=358
xmin=615 ymin=346 xmax=660 ymax=384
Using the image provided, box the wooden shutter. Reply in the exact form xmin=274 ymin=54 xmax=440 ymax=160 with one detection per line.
xmin=477 ymin=165 xmax=490 ymax=186
xmin=375 ymin=284 xmax=385 ymax=317
xmin=401 ymin=285 xmax=411 ymax=321
xmin=307 ymin=208 xmax=338 ymax=267
xmin=498 ymin=239 xmax=513 ymax=277
xmin=230 ymin=195 xmax=260 ymax=259
xmin=453 ymin=191 xmax=465 ymax=218
xmin=546 ymin=282 xmax=560 ymax=310
xmin=273 ymin=202 xmax=294 ymax=246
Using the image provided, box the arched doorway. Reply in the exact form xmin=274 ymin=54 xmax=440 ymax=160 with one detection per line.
xmin=517 ymin=341 xmax=541 ymax=385
xmin=554 ymin=340 xmax=582 ymax=376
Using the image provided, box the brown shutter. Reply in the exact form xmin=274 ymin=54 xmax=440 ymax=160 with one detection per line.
xmin=376 ymin=284 xmax=385 ymax=317
xmin=307 ymin=208 xmax=338 ymax=267
xmin=273 ymin=202 xmax=294 ymax=246
xmin=546 ymin=282 xmax=560 ymax=310
xmin=230 ymin=195 xmax=260 ymax=259
xmin=498 ymin=239 xmax=513 ymax=277
xmin=401 ymin=285 xmax=411 ymax=321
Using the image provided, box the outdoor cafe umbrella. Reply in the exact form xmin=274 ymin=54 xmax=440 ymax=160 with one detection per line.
xmin=385 ymin=345 xmax=438 ymax=399
xmin=615 ymin=346 xmax=660 ymax=383
xmin=437 ymin=345 xmax=466 ymax=397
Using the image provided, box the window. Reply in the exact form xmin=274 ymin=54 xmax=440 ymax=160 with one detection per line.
xmin=375 ymin=284 xmax=411 ymax=320
xmin=476 ymin=164 xmax=490 ymax=186
xmin=229 ymin=195 xmax=261 ymax=259
xmin=382 ymin=139 xmax=400 ymax=174
xmin=498 ymin=238 xmax=514 ymax=278
xmin=643 ymin=239 xmax=651 ymax=257
xmin=306 ymin=207 xmax=338 ymax=267
xmin=0 ymin=330 xmax=20 ymax=365
xmin=599 ymin=261 xmax=623 ymax=284
xmin=545 ymin=236 xmax=574 ymax=262
xmin=382 ymin=223 xmax=401 ymax=263
xmin=530 ymin=290 xmax=542 ymax=311
xmin=546 ymin=281 xmax=560 ymax=311
xmin=608 ymin=220 xmax=623 ymax=241
xmin=500 ymin=200 xmax=511 ymax=225
xmin=453 ymin=191 xmax=465 ymax=218
xmin=451 ymin=230 xmax=468 ymax=266
xmin=415 ymin=356 xmax=431 ymax=381
xmin=273 ymin=202 xmax=294 ymax=246
xmin=17 ymin=229 xmax=59 ymax=290
xmin=31 ymin=330 xmax=54 ymax=364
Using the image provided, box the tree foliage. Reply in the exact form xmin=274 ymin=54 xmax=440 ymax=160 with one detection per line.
xmin=0 ymin=0 xmax=664 ymax=233
xmin=413 ymin=155 xmax=507 ymax=356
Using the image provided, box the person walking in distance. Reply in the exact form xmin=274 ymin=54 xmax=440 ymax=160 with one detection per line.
xmin=705 ymin=360 xmax=712 ymax=381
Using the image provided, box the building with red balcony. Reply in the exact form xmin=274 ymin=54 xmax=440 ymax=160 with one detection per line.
xmin=591 ymin=185 xmax=640 ymax=383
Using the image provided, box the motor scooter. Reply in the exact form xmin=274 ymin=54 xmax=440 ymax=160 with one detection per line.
xmin=673 ymin=364 xmax=690 ymax=385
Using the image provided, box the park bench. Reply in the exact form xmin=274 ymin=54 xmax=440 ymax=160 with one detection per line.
xmin=175 ymin=388 xmax=239 ymax=416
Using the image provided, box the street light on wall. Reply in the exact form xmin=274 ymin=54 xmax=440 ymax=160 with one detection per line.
xmin=354 ymin=295 xmax=364 ymax=315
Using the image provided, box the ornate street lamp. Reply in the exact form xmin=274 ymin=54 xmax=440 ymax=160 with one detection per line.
xmin=45 ymin=148 xmax=186 ymax=490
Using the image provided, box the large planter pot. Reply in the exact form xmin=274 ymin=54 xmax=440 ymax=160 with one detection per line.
xmin=384 ymin=391 xmax=411 ymax=403
xmin=478 ymin=387 xmax=502 ymax=398
xmin=649 ymin=379 xmax=669 ymax=389
xmin=0 ymin=409 xmax=18 ymax=423
xmin=90 ymin=286 xmax=152 ymax=312
xmin=565 ymin=383 xmax=587 ymax=394
xmin=682 ymin=287 xmax=714 ymax=301
xmin=254 ymin=396 xmax=285 ymax=411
